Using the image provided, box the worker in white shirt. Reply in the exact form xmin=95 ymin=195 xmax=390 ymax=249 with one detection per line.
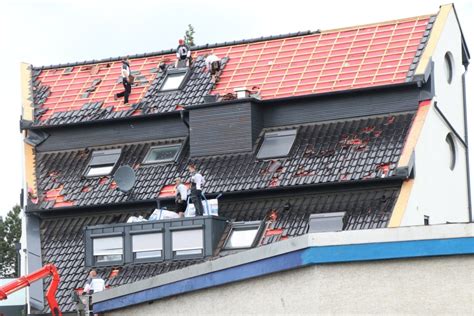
xmin=114 ymin=58 xmax=132 ymax=104
xmin=174 ymin=178 xmax=188 ymax=218
xmin=175 ymin=39 xmax=191 ymax=67
xmin=188 ymin=164 xmax=205 ymax=216
xmin=83 ymin=270 xmax=105 ymax=295
xmin=205 ymin=54 xmax=221 ymax=83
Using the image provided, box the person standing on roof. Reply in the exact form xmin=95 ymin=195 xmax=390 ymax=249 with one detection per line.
xmin=83 ymin=269 xmax=105 ymax=295
xmin=188 ymin=164 xmax=205 ymax=216
xmin=174 ymin=177 xmax=188 ymax=218
xmin=175 ymin=39 xmax=191 ymax=67
xmin=205 ymin=54 xmax=221 ymax=83
xmin=114 ymin=58 xmax=132 ymax=104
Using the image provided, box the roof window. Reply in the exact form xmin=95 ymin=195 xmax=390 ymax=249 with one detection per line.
xmin=143 ymin=144 xmax=182 ymax=164
xmin=224 ymin=221 xmax=262 ymax=250
xmin=257 ymin=129 xmax=297 ymax=160
xmin=85 ymin=149 xmax=121 ymax=177
xmin=308 ymin=212 xmax=346 ymax=233
xmin=92 ymin=235 xmax=123 ymax=264
xmin=160 ymin=69 xmax=188 ymax=91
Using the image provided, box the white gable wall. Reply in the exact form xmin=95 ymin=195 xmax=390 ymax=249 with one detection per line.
xmin=401 ymin=8 xmax=470 ymax=226
xmin=402 ymin=104 xmax=469 ymax=225
xmin=432 ymin=9 xmax=466 ymax=141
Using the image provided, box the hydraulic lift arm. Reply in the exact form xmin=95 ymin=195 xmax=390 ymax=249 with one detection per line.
xmin=0 ymin=264 xmax=61 ymax=316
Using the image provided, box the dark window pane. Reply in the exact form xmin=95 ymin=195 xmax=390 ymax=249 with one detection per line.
xmin=257 ymin=129 xmax=297 ymax=159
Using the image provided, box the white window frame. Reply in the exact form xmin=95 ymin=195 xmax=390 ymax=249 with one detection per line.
xmin=143 ymin=144 xmax=182 ymax=164
xmin=160 ymin=70 xmax=187 ymax=91
xmin=93 ymin=236 xmax=123 ymax=263
xmin=132 ymin=232 xmax=164 ymax=260
xmin=224 ymin=221 xmax=262 ymax=250
xmin=171 ymin=228 xmax=204 ymax=257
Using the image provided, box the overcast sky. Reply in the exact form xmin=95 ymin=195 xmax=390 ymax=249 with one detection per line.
xmin=0 ymin=0 xmax=472 ymax=217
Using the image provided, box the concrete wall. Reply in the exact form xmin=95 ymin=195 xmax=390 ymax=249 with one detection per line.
xmin=402 ymin=104 xmax=469 ymax=225
xmin=108 ymin=255 xmax=474 ymax=315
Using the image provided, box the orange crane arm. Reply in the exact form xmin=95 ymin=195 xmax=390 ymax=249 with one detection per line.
xmin=0 ymin=264 xmax=61 ymax=316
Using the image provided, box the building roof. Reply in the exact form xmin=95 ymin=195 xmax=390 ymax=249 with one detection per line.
xmin=30 ymin=14 xmax=435 ymax=126
xmin=34 ymin=112 xmax=414 ymax=210
xmin=40 ymin=184 xmax=399 ymax=313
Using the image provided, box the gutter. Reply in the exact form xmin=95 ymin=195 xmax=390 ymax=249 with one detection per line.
xmin=23 ymin=81 xmax=421 ymax=132
xmin=26 ymin=176 xmax=405 ymax=214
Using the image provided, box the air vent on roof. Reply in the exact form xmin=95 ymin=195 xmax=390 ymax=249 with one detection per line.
xmin=308 ymin=212 xmax=346 ymax=233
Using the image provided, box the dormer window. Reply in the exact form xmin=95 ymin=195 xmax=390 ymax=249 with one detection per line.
xmin=132 ymin=232 xmax=163 ymax=260
xmin=159 ymin=69 xmax=188 ymax=91
xmin=171 ymin=228 xmax=204 ymax=258
xmin=257 ymin=129 xmax=297 ymax=160
xmin=93 ymin=235 xmax=123 ymax=264
xmin=143 ymin=144 xmax=182 ymax=164
xmin=85 ymin=149 xmax=121 ymax=177
xmin=224 ymin=221 xmax=262 ymax=250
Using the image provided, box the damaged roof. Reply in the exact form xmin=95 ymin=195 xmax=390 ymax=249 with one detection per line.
xmin=30 ymin=14 xmax=435 ymax=126
xmin=34 ymin=112 xmax=414 ymax=210
xmin=40 ymin=184 xmax=399 ymax=313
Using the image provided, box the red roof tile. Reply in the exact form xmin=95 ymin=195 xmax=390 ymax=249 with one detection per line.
xmin=33 ymin=14 xmax=433 ymax=124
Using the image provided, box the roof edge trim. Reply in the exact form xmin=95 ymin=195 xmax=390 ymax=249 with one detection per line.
xmin=414 ymin=4 xmax=451 ymax=77
xmin=28 ymin=177 xmax=405 ymax=213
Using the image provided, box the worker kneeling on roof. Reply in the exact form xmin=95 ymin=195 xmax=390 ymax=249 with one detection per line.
xmin=83 ymin=269 xmax=105 ymax=295
xmin=205 ymin=54 xmax=221 ymax=83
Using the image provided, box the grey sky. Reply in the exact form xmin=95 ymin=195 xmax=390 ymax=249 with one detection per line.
xmin=0 ymin=0 xmax=472 ymax=217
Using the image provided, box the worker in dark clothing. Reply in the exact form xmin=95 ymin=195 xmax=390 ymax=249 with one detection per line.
xmin=188 ymin=164 xmax=205 ymax=216
xmin=175 ymin=39 xmax=191 ymax=67
xmin=114 ymin=58 xmax=132 ymax=104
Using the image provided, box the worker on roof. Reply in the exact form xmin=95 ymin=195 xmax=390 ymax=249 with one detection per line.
xmin=175 ymin=178 xmax=188 ymax=218
xmin=175 ymin=39 xmax=191 ymax=68
xmin=83 ymin=269 xmax=105 ymax=295
xmin=205 ymin=54 xmax=221 ymax=83
xmin=188 ymin=164 xmax=205 ymax=216
xmin=114 ymin=58 xmax=133 ymax=104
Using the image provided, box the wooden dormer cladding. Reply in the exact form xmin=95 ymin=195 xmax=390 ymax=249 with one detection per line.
xmin=189 ymin=101 xmax=262 ymax=157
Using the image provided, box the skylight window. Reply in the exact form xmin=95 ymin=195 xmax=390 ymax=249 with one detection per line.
xmin=160 ymin=70 xmax=187 ymax=91
xmin=171 ymin=229 xmax=203 ymax=257
xmin=132 ymin=232 xmax=163 ymax=260
xmin=143 ymin=144 xmax=181 ymax=164
xmin=256 ymin=129 xmax=297 ymax=160
xmin=308 ymin=212 xmax=346 ymax=233
xmin=224 ymin=221 xmax=262 ymax=250
xmin=85 ymin=149 xmax=121 ymax=177
xmin=93 ymin=236 xmax=123 ymax=263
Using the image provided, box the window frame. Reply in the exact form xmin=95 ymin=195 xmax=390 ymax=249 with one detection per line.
xmin=159 ymin=68 xmax=189 ymax=92
xmin=91 ymin=233 xmax=124 ymax=266
xmin=143 ymin=143 xmax=183 ymax=165
xmin=446 ymin=133 xmax=457 ymax=170
xmin=256 ymin=129 xmax=298 ymax=160
xmin=130 ymin=229 xmax=164 ymax=263
xmin=444 ymin=52 xmax=454 ymax=84
xmin=170 ymin=225 xmax=205 ymax=260
xmin=223 ymin=221 xmax=263 ymax=250
xmin=84 ymin=149 xmax=122 ymax=178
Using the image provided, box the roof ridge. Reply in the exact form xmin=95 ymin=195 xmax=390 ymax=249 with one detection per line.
xmin=32 ymin=13 xmax=435 ymax=71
